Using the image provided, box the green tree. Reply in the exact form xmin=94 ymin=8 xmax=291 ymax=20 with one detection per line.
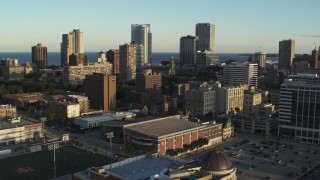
xmin=42 ymin=102 xmax=66 ymax=122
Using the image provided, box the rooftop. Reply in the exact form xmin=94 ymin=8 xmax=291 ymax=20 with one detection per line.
xmin=78 ymin=114 xmax=115 ymax=122
xmin=125 ymin=115 xmax=205 ymax=138
xmin=68 ymin=94 xmax=88 ymax=100
xmin=0 ymin=118 xmax=35 ymax=130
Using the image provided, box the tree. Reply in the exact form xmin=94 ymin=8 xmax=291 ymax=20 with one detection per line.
xmin=42 ymin=102 xmax=66 ymax=122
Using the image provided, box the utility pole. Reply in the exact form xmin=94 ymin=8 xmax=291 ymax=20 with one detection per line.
xmin=48 ymin=142 xmax=59 ymax=179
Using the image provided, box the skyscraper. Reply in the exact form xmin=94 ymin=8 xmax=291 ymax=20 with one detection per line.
xmin=180 ymin=35 xmax=198 ymax=66
xmin=85 ymin=73 xmax=116 ymax=112
xmin=119 ymin=42 xmax=144 ymax=82
xmin=32 ymin=43 xmax=47 ymax=70
xmin=196 ymin=23 xmax=215 ymax=51
xmin=61 ymin=29 xmax=84 ymax=66
xmin=311 ymin=47 xmax=318 ymax=68
xmin=106 ymin=49 xmax=120 ymax=74
xmin=223 ymin=62 xmax=258 ymax=87
xmin=131 ymin=24 xmax=152 ymax=65
xmin=255 ymin=51 xmax=267 ymax=71
xmin=279 ymin=39 xmax=295 ymax=70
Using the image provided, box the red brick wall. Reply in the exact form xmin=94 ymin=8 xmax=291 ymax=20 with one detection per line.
xmin=198 ymin=130 xmax=204 ymax=138
xmin=159 ymin=140 xmax=166 ymax=155
xmin=175 ymin=135 xmax=183 ymax=149
xmin=191 ymin=131 xmax=198 ymax=141
xmin=167 ymin=137 xmax=174 ymax=149
xmin=184 ymin=133 xmax=190 ymax=144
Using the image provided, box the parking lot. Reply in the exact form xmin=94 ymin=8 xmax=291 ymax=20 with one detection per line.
xmin=215 ymin=133 xmax=320 ymax=180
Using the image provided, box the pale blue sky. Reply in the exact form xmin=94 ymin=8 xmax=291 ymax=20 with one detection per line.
xmin=1 ymin=0 xmax=319 ymax=53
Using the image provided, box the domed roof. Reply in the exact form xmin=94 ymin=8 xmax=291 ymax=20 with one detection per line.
xmin=200 ymin=150 xmax=233 ymax=172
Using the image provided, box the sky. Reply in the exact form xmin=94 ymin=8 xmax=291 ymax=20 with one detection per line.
xmin=1 ymin=0 xmax=320 ymax=53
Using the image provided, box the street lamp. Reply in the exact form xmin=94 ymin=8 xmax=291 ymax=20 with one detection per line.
xmin=106 ymin=132 xmax=114 ymax=168
xmin=48 ymin=142 xmax=59 ymax=179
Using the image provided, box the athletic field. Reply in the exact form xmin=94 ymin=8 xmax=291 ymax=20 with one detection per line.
xmin=0 ymin=146 xmax=109 ymax=180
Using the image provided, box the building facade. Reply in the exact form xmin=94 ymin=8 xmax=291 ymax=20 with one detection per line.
xmin=195 ymin=23 xmax=215 ymax=51
xmin=180 ymin=35 xmax=198 ymax=66
xmin=0 ymin=104 xmax=17 ymax=118
xmin=196 ymin=50 xmax=219 ymax=71
xmin=119 ymin=42 xmax=144 ymax=81
xmin=223 ymin=62 xmax=258 ymax=87
xmin=68 ymin=53 xmax=88 ymax=66
xmin=279 ymin=78 xmax=320 ymax=143
xmin=185 ymin=83 xmax=216 ymax=115
xmin=279 ymin=39 xmax=295 ymax=70
xmin=255 ymin=51 xmax=266 ymax=71
xmin=62 ymin=61 xmax=113 ymax=86
xmin=68 ymin=95 xmax=90 ymax=114
xmin=32 ymin=43 xmax=47 ymax=71
xmin=85 ymin=74 xmax=116 ymax=112
xmin=243 ymin=87 xmax=262 ymax=115
xmin=131 ymin=24 xmax=152 ymax=65
xmin=61 ymin=29 xmax=84 ymax=66
xmin=106 ymin=49 xmax=120 ymax=74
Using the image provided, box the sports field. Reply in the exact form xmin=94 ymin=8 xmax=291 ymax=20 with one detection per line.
xmin=0 ymin=146 xmax=109 ymax=180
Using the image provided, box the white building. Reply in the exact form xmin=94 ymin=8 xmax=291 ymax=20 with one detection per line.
xmin=223 ymin=62 xmax=258 ymax=87
xmin=185 ymin=82 xmax=215 ymax=115
xmin=279 ymin=77 xmax=320 ymax=144
xmin=61 ymin=29 xmax=84 ymax=66
xmin=60 ymin=102 xmax=80 ymax=118
xmin=0 ymin=118 xmax=43 ymax=145
xmin=131 ymin=24 xmax=151 ymax=65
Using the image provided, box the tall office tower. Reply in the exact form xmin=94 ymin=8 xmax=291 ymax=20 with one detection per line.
xmin=185 ymin=82 xmax=216 ymax=115
xmin=223 ymin=62 xmax=258 ymax=87
xmin=131 ymin=24 xmax=152 ymax=65
xmin=196 ymin=50 xmax=219 ymax=71
xmin=255 ymin=51 xmax=266 ymax=71
xmin=106 ymin=49 xmax=120 ymax=74
xmin=279 ymin=39 xmax=295 ymax=70
xmin=279 ymin=76 xmax=320 ymax=143
xmin=32 ymin=43 xmax=47 ymax=70
xmin=180 ymin=35 xmax=198 ymax=66
xmin=311 ymin=47 xmax=318 ymax=68
xmin=196 ymin=23 xmax=215 ymax=51
xmin=84 ymin=73 xmax=116 ymax=112
xmin=61 ymin=29 xmax=84 ymax=66
xmin=136 ymin=69 xmax=162 ymax=105
xmin=69 ymin=53 xmax=88 ymax=66
xmin=119 ymin=42 xmax=144 ymax=82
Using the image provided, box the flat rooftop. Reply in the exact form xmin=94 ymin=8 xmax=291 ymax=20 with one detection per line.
xmin=78 ymin=114 xmax=115 ymax=122
xmin=125 ymin=115 xmax=205 ymax=138
xmin=0 ymin=119 xmax=36 ymax=130
xmin=105 ymin=155 xmax=188 ymax=180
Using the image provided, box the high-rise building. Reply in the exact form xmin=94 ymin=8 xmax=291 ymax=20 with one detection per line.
xmin=279 ymin=39 xmax=295 ymax=70
xmin=185 ymin=82 xmax=216 ymax=115
xmin=311 ymin=47 xmax=318 ymax=68
xmin=255 ymin=51 xmax=266 ymax=71
xmin=106 ymin=49 xmax=120 ymax=74
xmin=214 ymin=82 xmax=244 ymax=115
xmin=119 ymin=42 xmax=144 ymax=82
xmin=135 ymin=69 xmax=162 ymax=106
xmin=180 ymin=35 xmax=198 ymax=66
xmin=61 ymin=29 xmax=84 ymax=66
xmin=196 ymin=50 xmax=219 ymax=71
xmin=196 ymin=23 xmax=215 ymax=51
xmin=32 ymin=43 xmax=47 ymax=70
xmin=279 ymin=76 xmax=320 ymax=143
xmin=223 ymin=62 xmax=258 ymax=87
xmin=85 ymin=73 xmax=116 ymax=112
xmin=69 ymin=53 xmax=88 ymax=66
xmin=131 ymin=24 xmax=152 ymax=65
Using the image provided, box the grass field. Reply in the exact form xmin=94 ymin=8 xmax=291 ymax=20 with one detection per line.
xmin=0 ymin=146 xmax=109 ymax=180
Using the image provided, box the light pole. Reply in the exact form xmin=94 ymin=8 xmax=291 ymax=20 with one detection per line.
xmin=48 ymin=142 xmax=59 ymax=179
xmin=106 ymin=132 xmax=114 ymax=168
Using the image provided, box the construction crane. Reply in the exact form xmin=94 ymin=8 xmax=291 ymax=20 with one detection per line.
xmin=301 ymin=35 xmax=320 ymax=37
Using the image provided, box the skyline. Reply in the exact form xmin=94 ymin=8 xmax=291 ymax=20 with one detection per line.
xmin=1 ymin=0 xmax=320 ymax=53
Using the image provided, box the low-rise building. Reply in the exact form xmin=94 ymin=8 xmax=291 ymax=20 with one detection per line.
xmin=74 ymin=114 xmax=115 ymax=129
xmin=0 ymin=104 xmax=17 ymax=118
xmin=0 ymin=117 xmax=43 ymax=145
xmin=124 ymin=115 xmax=222 ymax=155
xmin=1 ymin=92 xmax=46 ymax=108
xmin=59 ymin=102 xmax=80 ymax=118
xmin=68 ymin=95 xmax=90 ymax=114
